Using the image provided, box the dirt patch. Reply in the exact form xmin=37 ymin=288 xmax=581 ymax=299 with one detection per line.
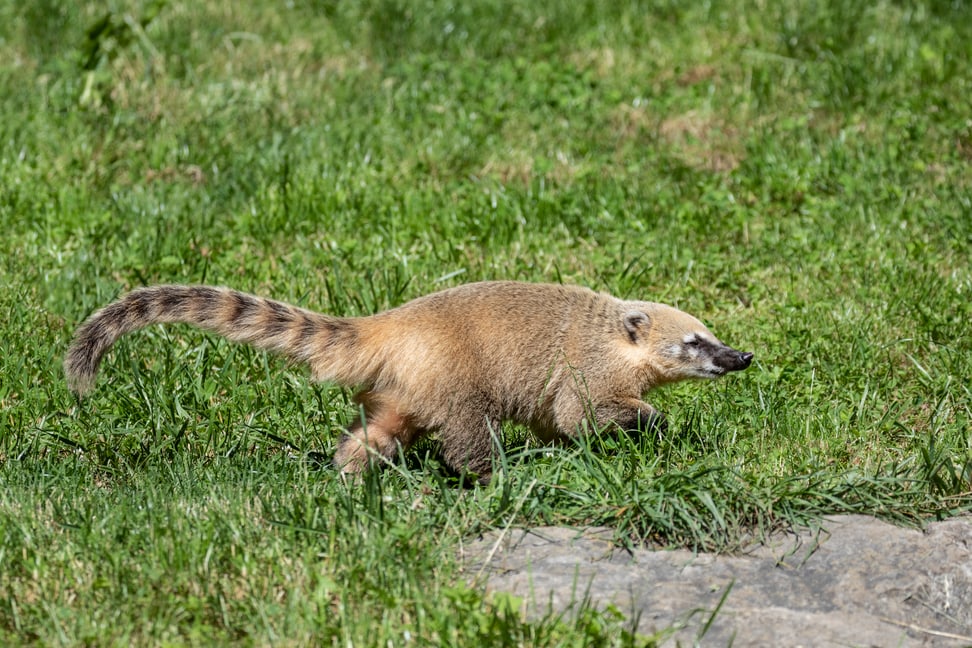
xmin=658 ymin=110 xmax=742 ymax=172
xmin=462 ymin=515 xmax=972 ymax=646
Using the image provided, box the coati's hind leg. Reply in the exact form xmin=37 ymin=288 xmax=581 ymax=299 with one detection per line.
xmin=333 ymin=390 xmax=422 ymax=477
xmin=438 ymin=407 xmax=502 ymax=485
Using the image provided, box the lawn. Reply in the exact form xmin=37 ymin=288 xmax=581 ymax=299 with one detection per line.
xmin=1 ymin=0 xmax=971 ymax=644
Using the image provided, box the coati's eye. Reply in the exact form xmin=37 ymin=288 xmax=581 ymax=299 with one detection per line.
xmin=685 ymin=337 xmax=700 ymax=347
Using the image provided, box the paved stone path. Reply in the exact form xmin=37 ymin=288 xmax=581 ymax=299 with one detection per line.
xmin=461 ymin=515 xmax=972 ymax=646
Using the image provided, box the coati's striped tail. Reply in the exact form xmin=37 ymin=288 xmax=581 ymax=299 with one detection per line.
xmin=64 ymin=285 xmax=357 ymax=395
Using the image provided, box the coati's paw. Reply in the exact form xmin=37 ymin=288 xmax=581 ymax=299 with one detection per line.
xmin=616 ymin=408 xmax=667 ymax=436
xmin=332 ymin=433 xmax=372 ymax=475
xmin=458 ymin=468 xmax=493 ymax=487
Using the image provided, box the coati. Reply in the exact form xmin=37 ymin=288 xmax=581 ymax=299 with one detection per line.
xmin=65 ymin=281 xmax=753 ymax=482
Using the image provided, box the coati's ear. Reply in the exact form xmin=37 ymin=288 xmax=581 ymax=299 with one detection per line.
xmin=623 ymin=310 xmax=651 ymax=342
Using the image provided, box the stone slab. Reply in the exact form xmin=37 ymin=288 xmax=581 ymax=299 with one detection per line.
xmin=461 ymin=515 xmax=972 ymax=646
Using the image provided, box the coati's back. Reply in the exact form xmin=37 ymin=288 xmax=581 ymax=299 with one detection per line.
xmin=356 ymin=282 xmax=625 ymax=427
xmin=65 ymin=282 xmax=583 ymax=389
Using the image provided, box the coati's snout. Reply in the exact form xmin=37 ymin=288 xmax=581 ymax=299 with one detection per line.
xmin=714 ymin=347 xmax=754 ymax=373
xmin=699 ymin=338 xmax=753 ymax=376
xmin=666 ymin=330 xmax=754 ymax=379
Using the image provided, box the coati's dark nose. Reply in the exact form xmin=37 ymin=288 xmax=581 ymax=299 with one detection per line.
xmin=714 ymin=347 xmax=753 ymax=373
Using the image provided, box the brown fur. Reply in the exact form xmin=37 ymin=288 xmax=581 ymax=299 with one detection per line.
xmin=65 ymin=281 xmax=753 ymax=482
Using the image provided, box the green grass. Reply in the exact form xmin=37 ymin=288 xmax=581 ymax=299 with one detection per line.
xmin=1 ymin=0 xmax=971 ymax=644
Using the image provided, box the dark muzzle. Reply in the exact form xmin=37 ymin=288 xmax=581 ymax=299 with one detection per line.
xmin=717 ymin=348 xmax=754 ymax=372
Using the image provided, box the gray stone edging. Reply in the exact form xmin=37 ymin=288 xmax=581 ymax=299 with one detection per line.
xmin=460 ymin=515 xmax=972 ymax=646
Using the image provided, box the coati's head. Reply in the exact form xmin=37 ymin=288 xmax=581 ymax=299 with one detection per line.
xmin=622 ymin=303 xmax=753 ymax=384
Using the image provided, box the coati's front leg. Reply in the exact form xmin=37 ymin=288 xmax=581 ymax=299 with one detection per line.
xmin=593 ymin=398 xmax=668 ymax=436
xmin=333 ymin=390 xmax=421 ymax=476
xmin=554 ymin=393 xmax=667 ymax=438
